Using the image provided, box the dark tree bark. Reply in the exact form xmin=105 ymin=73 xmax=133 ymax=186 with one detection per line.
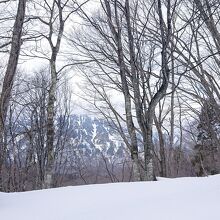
xmin=142 ymin=0 xmax=172 ymax=180
xmin=0 ymin=0 xmax=27 ymax=191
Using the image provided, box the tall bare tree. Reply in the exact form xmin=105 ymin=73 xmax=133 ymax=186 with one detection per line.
xmin=0 ymin=0 xmax=27 ymax=190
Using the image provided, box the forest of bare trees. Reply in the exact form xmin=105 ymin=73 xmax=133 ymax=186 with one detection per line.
xmin=0 ymin=0 xmax=220 ymax=192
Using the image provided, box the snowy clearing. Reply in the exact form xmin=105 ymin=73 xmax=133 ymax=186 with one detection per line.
xmin=1 ymin=175 xmax=220 ymax=220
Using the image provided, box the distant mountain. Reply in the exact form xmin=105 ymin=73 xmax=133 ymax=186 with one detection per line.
xmin=57 ymin=115 xmax=127 ymax=162
xmin=57 ymin=114 xmax=127 ymax=159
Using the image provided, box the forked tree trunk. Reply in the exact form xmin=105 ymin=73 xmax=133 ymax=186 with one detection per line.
xmin=142 ymin=0 xmax=172 ymax=181
xmin=104 ymin=0 xmax=143 ymax=181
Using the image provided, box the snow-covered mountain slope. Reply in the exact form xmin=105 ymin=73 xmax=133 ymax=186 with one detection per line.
xmin=1 ymin=175 xmax=220 ymax=220
xmin=59 ymin=114 xmax=127 ymax=158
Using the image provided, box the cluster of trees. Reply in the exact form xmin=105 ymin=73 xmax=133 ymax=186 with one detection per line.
xmin=0 ymin=0 xmax=220 ymax=192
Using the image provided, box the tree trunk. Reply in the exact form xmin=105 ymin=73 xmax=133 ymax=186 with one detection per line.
xmin=141 ymin=0 xmax=172 ymax=181
xmin=44 ymin=60 xmax=57 ymax=188
xmin=154 ymin=116 xmax=167 ymax=177
xmin=43 ymin=0 xmax=64 ymax=188
xmin=144 ymin=128 xmax=155 ymax=181
xmin=104 ymin=0 xmax=143 ymax=181
xmin=0 ymin=0 xmax=27 ymax=191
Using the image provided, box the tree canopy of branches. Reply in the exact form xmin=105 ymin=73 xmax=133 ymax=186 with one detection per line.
xmin=0 ymin=0 xmax=220 ymax=192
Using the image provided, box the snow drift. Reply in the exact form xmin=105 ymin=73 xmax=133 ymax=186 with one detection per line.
xmin=1 ymin=175 xmax=220 ymax=220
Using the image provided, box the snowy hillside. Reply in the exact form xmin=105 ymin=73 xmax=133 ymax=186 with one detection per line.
xmin=1 ymin=175 xmax=220 ymax=220
xmin=66 ymin=114 xmax=126 ymax=157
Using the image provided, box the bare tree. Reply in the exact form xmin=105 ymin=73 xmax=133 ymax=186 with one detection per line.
xmin=0 ymin=0 xmax=27 ymax=190
xmin=68 ymin=0 xmax=176 ymax=181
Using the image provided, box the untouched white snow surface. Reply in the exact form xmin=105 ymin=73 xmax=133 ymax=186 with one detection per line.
xmin=1 ymin=175 xmax=220 ymax=220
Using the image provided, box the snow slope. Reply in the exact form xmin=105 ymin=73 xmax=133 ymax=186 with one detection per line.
xmin=1 ymin=175 xmax=220 ymax=220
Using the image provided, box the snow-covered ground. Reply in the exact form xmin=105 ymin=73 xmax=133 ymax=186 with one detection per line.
xmin=1 ymin=175 xmax=220 ymax=220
